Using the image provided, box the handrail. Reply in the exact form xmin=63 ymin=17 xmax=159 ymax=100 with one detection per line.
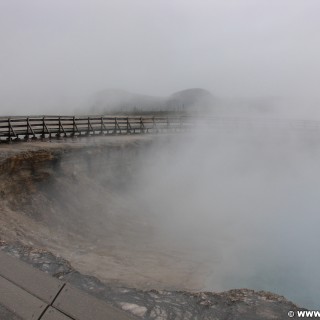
xmin=0 ymin=115 xmax=189 ymax=142
xmin=1 ymin=115 xmax=320 ymax=143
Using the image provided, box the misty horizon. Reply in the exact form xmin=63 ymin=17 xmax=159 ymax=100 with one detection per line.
xmin=1 ymin=0 xmax=320 ymax=117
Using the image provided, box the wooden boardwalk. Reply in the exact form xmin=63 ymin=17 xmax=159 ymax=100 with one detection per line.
xmin=0 ymin=115 xmax=189 ymax=142
xmin=0 ymin=251 xmax=135 ymax=320
xmin=1 ymin=114 xmax=320 ymax=143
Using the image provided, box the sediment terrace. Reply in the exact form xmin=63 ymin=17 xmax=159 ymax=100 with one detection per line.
xmin=0 ymin=135 xmax=305 ymax=319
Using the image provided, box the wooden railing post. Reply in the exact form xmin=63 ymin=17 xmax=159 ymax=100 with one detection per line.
xmin=7 ymin=118 xmax=11 ymax=143
xmin=41 ymin=116 xmax=45 ymax=138
xmin=140 ymin=117 xmax=145 ymax=133
xmin=57 ymin=116 xmax=61 ymax=137
xmin=73 ymin=116 xmax=76 ymax=136
xmin=25 ymin=117 xmax=30 ymax=140
xmin=153 ymin=116 xmax=158 ymax=133
xmin=126 ymin=117 xmax=129 ymax=134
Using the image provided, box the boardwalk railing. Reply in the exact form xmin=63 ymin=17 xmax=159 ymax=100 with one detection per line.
xmin=2 ymin=115 xmax=320 ymax=142
xmin=0 ymin=115 xmax=190 ymax=142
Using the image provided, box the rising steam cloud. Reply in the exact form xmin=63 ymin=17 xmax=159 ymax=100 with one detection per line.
xmin=128 ymin=125 xmax=320 ymax=309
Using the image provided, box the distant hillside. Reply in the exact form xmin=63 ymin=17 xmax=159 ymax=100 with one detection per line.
xmin=87 ymin=88 xmax=215 ymax=114
xmin=166 ymin=88 xmax=215 ymax=112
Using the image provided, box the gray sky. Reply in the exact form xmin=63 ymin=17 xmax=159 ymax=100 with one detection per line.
xmin=1 ymin=0 xmax=320 ymax=115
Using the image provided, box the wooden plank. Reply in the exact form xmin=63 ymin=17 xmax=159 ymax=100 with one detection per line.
xmin=0 ymin=275 xmax=47 ymax=320
xmin=0 ymin=251 xmax=64 ymax=304
xmin=40 ymin=307 xmax=72 ymax=320
xmin=53 ymin=284 xmax=134 ymax=320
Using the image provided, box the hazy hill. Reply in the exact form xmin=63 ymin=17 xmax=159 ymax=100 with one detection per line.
xmin=88 ymin=88 xmax=215 ymax=114
xmin=166 ymin=88 xmax=215 ymax=112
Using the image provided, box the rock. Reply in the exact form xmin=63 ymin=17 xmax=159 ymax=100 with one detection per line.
xmin=0 ymin=241 xmax=306 ymax=320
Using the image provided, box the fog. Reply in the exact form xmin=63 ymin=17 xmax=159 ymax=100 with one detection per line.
xmin=1 ymin=0 xmax=320 ymax=117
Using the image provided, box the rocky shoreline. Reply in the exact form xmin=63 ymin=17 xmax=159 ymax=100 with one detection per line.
xmin=0 ymin=240 xmax=304 ymax=319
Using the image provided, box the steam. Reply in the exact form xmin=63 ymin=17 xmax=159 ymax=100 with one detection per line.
xmin=127 ymin=127 xmax=320 ymax=309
